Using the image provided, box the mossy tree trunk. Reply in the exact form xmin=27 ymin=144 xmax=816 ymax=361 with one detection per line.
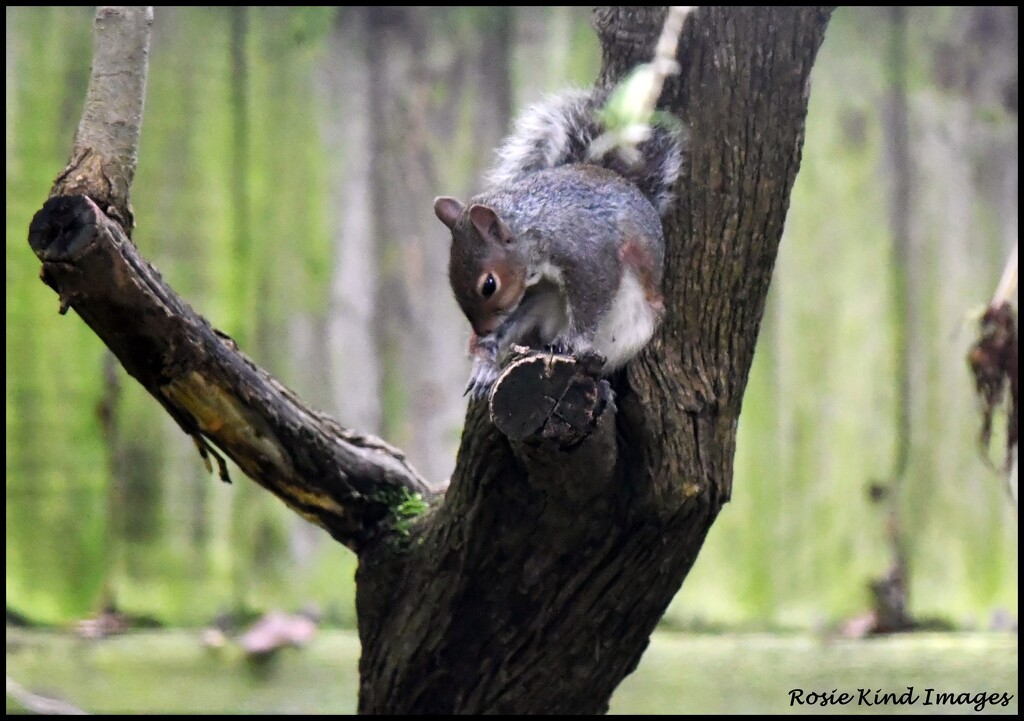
xmin=27 ymin=6 xmax=831 ymax=714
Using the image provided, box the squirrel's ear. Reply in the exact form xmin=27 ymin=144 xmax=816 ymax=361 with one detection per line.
xmin=468 ymin=204 xmax=514 ymax=245
xmin=434 ymin=196 xmax=464 ymax=231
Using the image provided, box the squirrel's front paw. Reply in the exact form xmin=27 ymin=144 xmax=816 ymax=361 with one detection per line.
xmin=544 ymin=342 xmax=571 ymax=357
xmin=465 ymin=356 xmax=500 ymax=399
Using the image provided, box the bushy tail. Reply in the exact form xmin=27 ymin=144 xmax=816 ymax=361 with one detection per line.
xmin=485 ymin=88 xmax=685 ymax=217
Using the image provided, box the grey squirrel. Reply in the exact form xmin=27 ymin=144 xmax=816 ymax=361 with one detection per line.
xmin=434 ymin=88 xmax=684 ymax=398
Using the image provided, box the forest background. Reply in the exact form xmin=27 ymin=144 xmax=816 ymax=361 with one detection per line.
xmin=5 ymin=6 xmax=1018 ymax=632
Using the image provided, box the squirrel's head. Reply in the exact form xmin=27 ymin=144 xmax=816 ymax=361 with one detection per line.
xmin=434 ymin=197 xmax=527 ymax=337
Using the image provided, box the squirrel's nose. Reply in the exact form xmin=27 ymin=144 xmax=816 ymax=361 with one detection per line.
xmin=474 ymin=316 xmax=501 ymax=336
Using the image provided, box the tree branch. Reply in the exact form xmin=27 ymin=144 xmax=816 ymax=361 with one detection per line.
xmin=27 ymin=6 xmax=437 ymax=553
xmin=991 ymin=244 xmax=1018 ymax=308
xmin=29 ymin=194 xmax=433 ymax=551
xmin=52 ymin=6 xmax=152 ymax=230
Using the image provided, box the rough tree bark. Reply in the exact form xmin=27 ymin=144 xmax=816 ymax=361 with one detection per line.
xmin=26 ymin=6 xmax=831 ymax=714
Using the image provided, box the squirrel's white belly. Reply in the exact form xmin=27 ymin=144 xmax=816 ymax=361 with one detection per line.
xmin=593 ymin=270 xmax=659 ymax=370
xmin=526 ymin=265 xmax=658 ymax=371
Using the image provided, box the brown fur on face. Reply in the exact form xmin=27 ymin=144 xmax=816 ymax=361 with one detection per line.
xmin=435 ymin=197 xmax=527 ymax=336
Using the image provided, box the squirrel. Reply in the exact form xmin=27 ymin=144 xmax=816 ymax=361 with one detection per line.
xmin=433 ymin=87 xmax=684 ymax=398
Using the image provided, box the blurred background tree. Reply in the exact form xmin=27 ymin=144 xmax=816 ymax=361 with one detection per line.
xmin=5 ymin=6 xmax=1017 ymax=630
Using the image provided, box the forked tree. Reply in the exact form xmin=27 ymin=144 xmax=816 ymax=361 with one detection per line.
xmin=27 ymin=6 xmax=832 ymax=714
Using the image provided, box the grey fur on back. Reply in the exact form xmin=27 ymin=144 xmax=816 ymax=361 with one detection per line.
xmin=484 ymin=88 xmax=685 ymax=217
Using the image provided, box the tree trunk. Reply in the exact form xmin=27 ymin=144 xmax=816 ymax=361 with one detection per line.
xmin=355 ymin=7 xmax=832 ymax=713
xmin=26 ymin=6 xmax=831 ymax=714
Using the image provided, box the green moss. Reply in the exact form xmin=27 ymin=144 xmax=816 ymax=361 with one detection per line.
xmin=390 ymin=490 xmax=428 ymax=538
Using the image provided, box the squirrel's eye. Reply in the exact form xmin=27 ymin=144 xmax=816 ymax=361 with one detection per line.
xmin=480 ymin=273 xmax=498 ymax=299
